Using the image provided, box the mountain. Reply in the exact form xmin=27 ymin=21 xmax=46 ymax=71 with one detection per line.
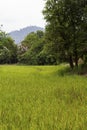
xmin=9 ymin=26 xmax=44 ymax=44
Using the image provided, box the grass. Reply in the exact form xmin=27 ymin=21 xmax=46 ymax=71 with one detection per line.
xmin=0 ymin=65 xmax=86 ymax=130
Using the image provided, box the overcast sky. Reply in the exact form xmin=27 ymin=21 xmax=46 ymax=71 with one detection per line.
xmin=0 ymin=0 xmax=46 ymax=32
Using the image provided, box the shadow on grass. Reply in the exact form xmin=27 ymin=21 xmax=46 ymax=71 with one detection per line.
xmin=57 ymin=64 xmax=87 ymax=76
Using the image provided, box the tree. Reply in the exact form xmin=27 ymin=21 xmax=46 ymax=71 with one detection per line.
xmin=21 ymin=32 xmax=39 ymax=49
xmin=43 ymin=0 xmax=87 ymax=69
xmin=18 ymin=31 xmax=46 ymax=65
xmin=0 ymin=46 xmax=10 ymax=64
xmin=0 ymin=31 xmax=17 ymax=64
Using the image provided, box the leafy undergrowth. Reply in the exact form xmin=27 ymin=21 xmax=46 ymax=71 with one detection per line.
xmin=57 ymin=64 xmax=87 ymax=76
xmin=0 ymin=65 xmax=86 ymax=130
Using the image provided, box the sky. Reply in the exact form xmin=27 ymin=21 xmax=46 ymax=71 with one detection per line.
xmin=0 ymin=0 xmax=46 ymax=32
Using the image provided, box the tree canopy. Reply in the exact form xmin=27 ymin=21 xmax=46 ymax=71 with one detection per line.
xmin=0 ymin=31 xmax=17 ymax=64
xmin=43 ymin=0 xmax=87 ymax=68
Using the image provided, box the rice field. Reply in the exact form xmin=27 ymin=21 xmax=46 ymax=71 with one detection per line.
xmin=0 ymin=65 xmax=87 ymax=130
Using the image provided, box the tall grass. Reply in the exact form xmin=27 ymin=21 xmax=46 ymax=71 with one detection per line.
xmin=0 ymin=65 xmax=86 ymax=130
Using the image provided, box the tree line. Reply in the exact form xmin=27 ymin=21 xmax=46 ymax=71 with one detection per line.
xmin=0 ymin=0 xmax=87 ymax=69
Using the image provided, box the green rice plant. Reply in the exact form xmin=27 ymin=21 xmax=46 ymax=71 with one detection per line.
xmin=0 ymin=65 xmax=86 ymax=130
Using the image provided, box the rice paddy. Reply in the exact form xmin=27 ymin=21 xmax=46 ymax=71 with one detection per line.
xmin=0 ymin=65 xmax=86 ymax=130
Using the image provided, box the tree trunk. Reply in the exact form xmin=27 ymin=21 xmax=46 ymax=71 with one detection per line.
xmin=69 ymin=55 xmax=74 ymax=69
xmin=74 ymin=50 xmax=78 ymax=67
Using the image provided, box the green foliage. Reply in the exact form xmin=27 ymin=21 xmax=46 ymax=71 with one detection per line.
xmin=18 ymin=30 xmax=59 ymax=65
xmin=19 ymin=31 xmax=54 ymax=65
xmin=0 ymin=46 xmax=10 ymax=63
xmin=0 ymin=65 xmax=86 ymax=130
xmin=43 ymin=0 xmax=87 ymax=68
xmin=0 ymin=31 xmax=17 ymax=64
xmin=22 ymin=32 xmax=40 ymax=48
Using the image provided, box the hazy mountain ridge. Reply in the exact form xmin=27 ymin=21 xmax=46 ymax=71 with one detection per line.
xmin=9 ymin=26 xmax=44 ymax=44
